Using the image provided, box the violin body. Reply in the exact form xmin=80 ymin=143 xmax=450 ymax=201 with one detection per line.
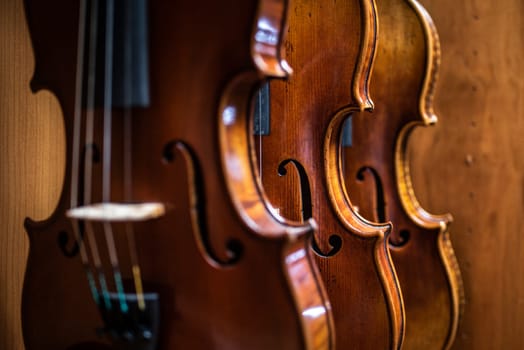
xmin=257 ymin=0 xmax=404 ymax=348
xmin=22 ymin=0 xmax=333 ymax=349
xmin=342 ymin=0 xmax=464 ymax=348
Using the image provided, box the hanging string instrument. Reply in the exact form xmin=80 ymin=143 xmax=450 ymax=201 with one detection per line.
xmin=255 ymin=0 xmax=404 ymax=348
xmin=341 ymin=0 xmax=464 ymax=348
xmin=21 ymin=0 xmax=334 ymax=349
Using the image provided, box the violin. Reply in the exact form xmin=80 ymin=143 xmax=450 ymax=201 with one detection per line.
xmin=255 ymin=0 xmax=405 ymax=348
xmin=22 ymin=0 xmax=334 ymax=348
xmin=342 ymin=0 xmax=464 ymax=348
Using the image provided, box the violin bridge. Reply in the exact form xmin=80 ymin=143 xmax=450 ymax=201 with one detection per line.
xmin=66 ymin=202 xmax=166 ymax=222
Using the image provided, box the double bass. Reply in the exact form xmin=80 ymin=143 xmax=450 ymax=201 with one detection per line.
xmin=342 ymin=0 xmax=464 ymax=348
xmin=21 ymin=0 xmax=334 ymax=348
xmin=256 ymin=0 xmax=404 ymax=348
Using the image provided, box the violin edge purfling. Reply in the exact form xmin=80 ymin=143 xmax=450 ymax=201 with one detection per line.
xmin=394 ymin=1 xmax=465 ymax=347
xmin=219 ymin=1 xmax=335 ymax=347
xmin=323 ymin=1 xmax=405 ymax=348
xmin=343 ymin=0 xmax=465 ymax=347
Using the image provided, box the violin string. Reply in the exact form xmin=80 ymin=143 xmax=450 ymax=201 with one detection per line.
xmin=101 ymin=0 xmax=129 ymax=313
xmin=71 ymin=222 xmax=99 ymax=303
xmin=84 ymin=0 xmax=112 ymax=310
xmin=124 ymin=106 xmax=146 ymax=310
xmin=71 ymin=0 xmax=87 ymax=211
xmin=122 ymin=2 xmax=146 ymax=311
xmin=126 ymin=223 xmax=146 ymax=311
xmin=258 ymin=88 xmax=263 ymax=183
xmin=84 ymin=0 xmax=98 ymax=206
xmin=86 ymin=222 xmax=111 ymax=309
xmin=70 ymin=0 xmax=99 ymax=305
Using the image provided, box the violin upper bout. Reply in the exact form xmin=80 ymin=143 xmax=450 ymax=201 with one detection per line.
xmin=409 ymin=0 xmax=442 ymax=125
xmin=394 ymin=0 xmax=448 ymax=227
xmin=251 ymin=0 xmax=293 ymax=78
xmin=352 ymin=0 xmax=379 ymax=111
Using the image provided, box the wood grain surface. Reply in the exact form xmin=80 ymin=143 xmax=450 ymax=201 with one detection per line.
xmin=1 ymin=0 xmax=524 ymax=349
xmin=258 ymin=0 xmax=404 ymax=348
xmin=0 ymin=0 xmax=65 ymax=349
xmin=342 ymin=0 xmax=464 ymax=347
xmin=412 ymin=0 xmax=524 ymax=349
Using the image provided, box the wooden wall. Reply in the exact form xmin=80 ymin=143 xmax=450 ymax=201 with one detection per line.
xmin=413 ymin=0 xmax=524 ymax=348
xmin=0 ymin=0 xmax=523 ymax=349
xmin=0 ymin=0 xmax=64 ymax=349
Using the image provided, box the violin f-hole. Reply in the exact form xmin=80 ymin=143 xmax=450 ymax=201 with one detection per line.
xmin=277 ymin=159 xmax=313 ymax=220
xmin=58 ymin=229 xmax=82 ymax=258
xmin=354 ymin=167 xmax=410 ymax=247
xmin=356 ymin=166 xmax=386 ymax=223
xmin=277 ymin=159 xmax=342 ymax=257
xmin=390 ymin=229 xmax=410 ymax=247
xmin=162 ymin=140 xmax=243 ymax=266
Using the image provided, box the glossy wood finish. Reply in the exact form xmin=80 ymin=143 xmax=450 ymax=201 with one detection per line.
xmin=413 ymin=0 xmax=524 ymax=348
xmin=342 ymin=0 xmax=464 ymax=348
xmin=21 ymin=0 xmax=334 ymax=349
xmin=257 ymin=1 xmax=405 ymax=348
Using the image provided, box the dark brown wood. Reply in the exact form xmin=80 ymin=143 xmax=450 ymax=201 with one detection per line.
xmin=21 ymin=0 xmax=334 ymax=349
xmin=342 ymin=0 xmax=464 ymax=348
xmin=257 ymin=0 xmax=404 ymax=348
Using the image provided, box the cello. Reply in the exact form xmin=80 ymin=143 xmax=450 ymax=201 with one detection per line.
xmin=21 ymin=0 xmax=334 ymax=349
xmin=342 ymin=0 xmax=464 ymax=348
xmin=255 ymin=0 xmax=404 ymax=348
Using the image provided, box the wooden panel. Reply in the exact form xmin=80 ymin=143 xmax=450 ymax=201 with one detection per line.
xmin=412 ymin=0 xmax=524 ymax=349
xmin=0 ymin=0 xmax=65 ymax=349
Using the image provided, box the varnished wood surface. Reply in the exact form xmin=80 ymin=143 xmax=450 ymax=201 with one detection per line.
xmin=258 ymin=1 xmax=405 ymax=348
xmin=1 ymin=0 xmax=524 ymax=349
xmin=412 ymin=0 xmax=524 ymax=349
xmin=21 ymin=0 xmax=334 ymax=349
xmin=342 ymin=0 xmax=463 ymax=348
xmin=0 ymin=0 xmax=65 ymax=349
